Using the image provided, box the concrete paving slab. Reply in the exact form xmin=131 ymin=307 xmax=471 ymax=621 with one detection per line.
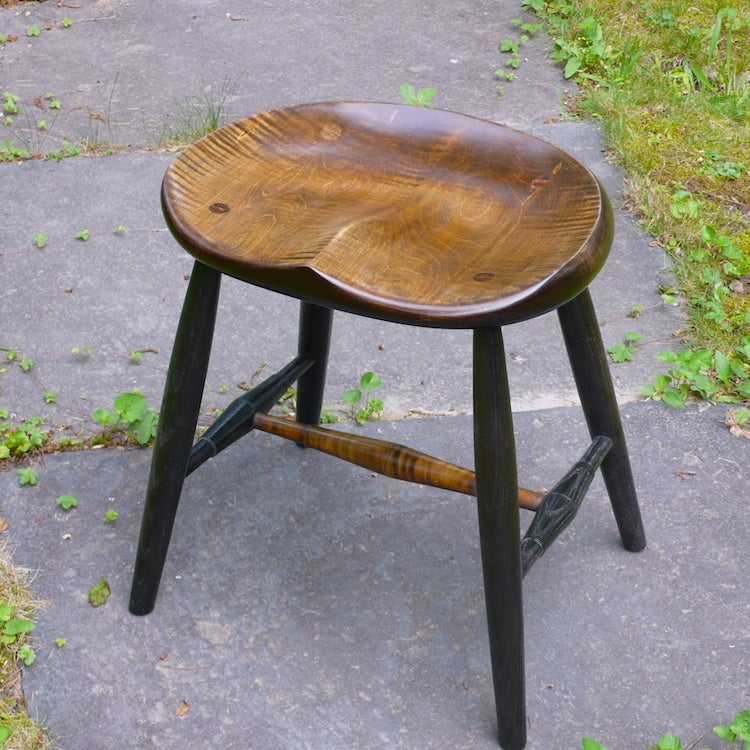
xmin=0 ymin=403 xmax=747 ymax=750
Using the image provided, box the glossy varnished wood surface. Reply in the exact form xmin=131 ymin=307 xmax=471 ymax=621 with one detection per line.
xmin=252 ymin=411 xmax=543 ymax=511
xmin=162 ymin=102 xmax=613 ymax=327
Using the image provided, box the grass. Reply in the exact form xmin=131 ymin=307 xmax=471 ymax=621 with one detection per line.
xmin=525 ymin=0 xmax=750 ymax=404
xmin=0 ymin=544 xmax=48 ymax=750
xmin=151 ymin=76 xmax=235 ymax=149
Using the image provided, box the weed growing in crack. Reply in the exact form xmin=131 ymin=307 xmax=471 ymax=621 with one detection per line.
xmin=399 ymin=84 xmax=436 ymax=107
xmin=343 ymin=372 xmax=384 ymax=425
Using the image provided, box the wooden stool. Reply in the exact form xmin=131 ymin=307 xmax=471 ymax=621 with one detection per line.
xmin=129 ymin=102 xmax=646 ymax=749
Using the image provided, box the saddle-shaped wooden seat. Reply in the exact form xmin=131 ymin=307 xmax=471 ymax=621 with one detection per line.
xmin=130 ymin=102 xmax=646 ymax=750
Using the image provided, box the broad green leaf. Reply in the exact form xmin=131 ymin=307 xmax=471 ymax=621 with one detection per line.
xmin=564 ymin=56 xmax=582 ymax=78
xmin=56 ymin=494 xmax=78 ymax=511
xmin=581 ymin=738 xmax=608 ymax=750
xmin=19 ymin=644 xmax=35 ymax=666
xmin=131 ymin=410 xmax=158 ymax=445
xmin=657 ymin=732 xmax=681 ymax=750
xmin=658 ymin=351 xmax=678 ymax=363
xmin=114 ymin=392 xmax=146 ymax=422
xmin=91 ymin=408 xmax=112 ymax=426
xmin=359 ymin=371 xmax=381 ymax=391
xmin=714 ymin=724 xmax=736 ymax=741
xmin=714 ymin=350 xmax=732 ymax=383
xmin=3 ymin=618 xmax=35 ymax=636
xmin=662 ymin=388 xmax=685 ymax=409
xmin=731 ymin=710 xmax=750 ymax=740
xmin=17 ymin=468 xmax=37 ymax=486
xmin=342 ymin=389 xmax=361 ymax=405
xmin=399 ymin=83 xmax=416 ymax=102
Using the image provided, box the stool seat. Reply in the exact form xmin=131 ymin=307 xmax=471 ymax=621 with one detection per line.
xmin=162 ymin=101 xmax=612 ymax=327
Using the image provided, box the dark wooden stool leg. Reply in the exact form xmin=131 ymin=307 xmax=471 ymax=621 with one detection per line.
xmin=557 ymin=288 xmax=647 ymax=552
xmin=129 ymin=261 xmax=222 ymax=615
xmin=295 ymin=301 xmax=333 ymax=426
xmin=473 ymin=326 xmax=526 ymax=750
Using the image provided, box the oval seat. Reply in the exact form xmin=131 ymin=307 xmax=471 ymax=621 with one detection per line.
xmin=162 ymin=101 xmax=613 ymax=328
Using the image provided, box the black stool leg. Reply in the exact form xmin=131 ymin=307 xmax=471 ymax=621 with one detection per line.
xmin=557 ymin=288 xmax=646 ymax=552
xmin=473 ymin=326 xmax=526 ymax=750
xmin=295 ymin=301 xmax=333 ymax=426
xmin=129 ymin=261 xmax=222 ymax=615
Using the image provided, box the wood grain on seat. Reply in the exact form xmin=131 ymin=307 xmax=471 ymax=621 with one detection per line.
xmin=162 ymin=102 xmax=612 ymax=327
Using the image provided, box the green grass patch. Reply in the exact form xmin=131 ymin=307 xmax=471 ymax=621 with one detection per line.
xmin=526 ymin=0 xmax=750 ymax=406
xmin=0 ymin=544 xmax=49 ymax=749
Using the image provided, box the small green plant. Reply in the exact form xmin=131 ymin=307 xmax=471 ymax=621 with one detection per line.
xmin=2 ymin=93 xmax=20 ymax=115
xmin=0 ymin=603 xmax=36 ymax=667
xmin=18 ymin=643 xmax=36 ymax=666
xmin=33 ymin=233 xmax=48 ymax=249
xmin=608 ymin=331 xmax=644 ymax=362
xmin=55 ymin=494 xmax=78 ymax=511
xmin=57 ymin=435 xmax=84 ymax=449
xmin=319 ymin=407 xmax=339 ymax=424
xmin=76 ymin=229 xmax=90 ymax=241
xmin=399 ymin=84 xmax=436 ymax=107
xmin=343 ymin=371 xmax=384 ymax=424
xmin=550 ymin=15 xmax=621 ymax=83
xmin=0 ymin=139 xmax=30 ymax=161
xmin=278 ymin=386 xmax=296 ymax=414
xmin=699 ymin=149 xmax=746 ymax=180
xmin=155 ymin=76 xmax=236 ymax=147
xmin=17 ymin=468 xmax=38 ymax=487
xmin=642 ymin=341 xmax=750 ymax=408
xmin=714 ymin=709 xmax=750 ymax=747
xmin=496 ymin=16 xmax=543 ymax=85
xmin=61 ymin=17 xmax=72 ymax=28
xmin=88 ymin=579 xmax=110 ymax=608
xmin=644 ymin=6 xmax=676 ymax=28
xmin=0 ymin=606 xmax=35 ymax=646
xmin=0 ymin=415 xmax=49 ymax=460
xmin=26 ymin=25 xmax=41 ymax=38
xmin=91 ymin=391 xmax=158 ymax=445
xmin=668 ymin=189 xmax=701 ymax=221
xmin=45 ymin=140 xmax=81 ymax=160
xmin=651 ymin=733 xmax=682 ymax=750
xmin=103 ymin=509 xmax=118 ymax=524
xmin=582 ymin=730 xmax=691 ymax=749
xmin=43 ymin=390 xmax=57 ymax=404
